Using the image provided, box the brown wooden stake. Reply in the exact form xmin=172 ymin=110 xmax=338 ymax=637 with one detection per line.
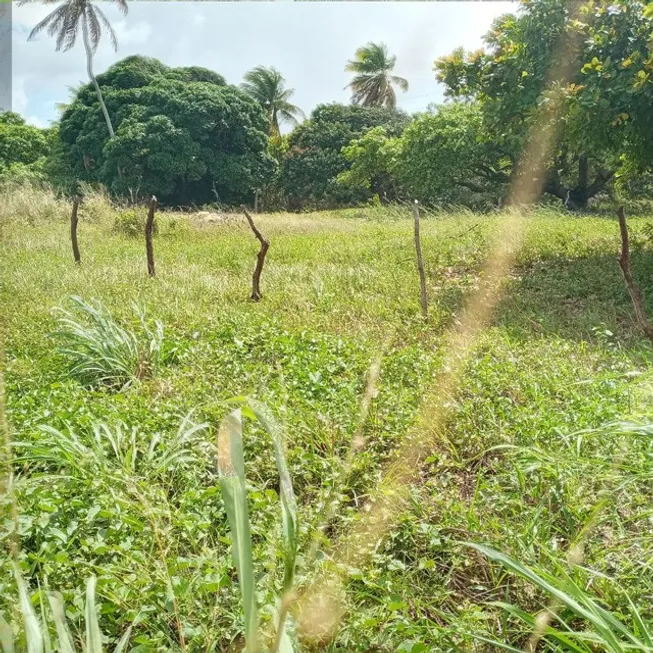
xmin=145 ymin=195 xmax=158 ymax=278
xmin=241 ymin=205 xmax=270 ymax=301
xmin=412 ymin=200 xmax=428 ymax=318
xmin=254 ymin=189 xmax=260 ymax=214
xmin=70 ymin=196 xmax=81 ymax=265
xmin=617 ymin=206 xmax=653 ymax=343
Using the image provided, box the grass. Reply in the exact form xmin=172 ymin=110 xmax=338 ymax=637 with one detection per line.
xmin=1 ymin=188 xmax=652 ymax=651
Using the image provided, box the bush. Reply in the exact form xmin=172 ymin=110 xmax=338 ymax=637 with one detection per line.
xmin=52 ymin=296 xmax=175 ymax=388
xmin=113 ymin=208 xmax=153 ymax=237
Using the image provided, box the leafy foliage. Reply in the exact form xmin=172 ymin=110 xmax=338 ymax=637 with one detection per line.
xmin=434 ymin=0 xmax=653 ymax=208
xmin=280 ymin=103 xmax=410 ymax=209
xmin=0 ymin=113 xmax=50 ymax=183
xmin=56 ymin=55 xmax=275 ymax=206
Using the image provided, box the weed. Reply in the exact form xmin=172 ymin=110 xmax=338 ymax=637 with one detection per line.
xmin=52 ymin=296 xmax=175 ymax=388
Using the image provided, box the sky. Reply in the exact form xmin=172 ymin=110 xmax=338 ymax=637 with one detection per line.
xmin=12 ymin=1 xmax=515 ymax=129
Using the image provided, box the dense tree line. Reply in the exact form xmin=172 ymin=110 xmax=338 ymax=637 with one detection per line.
xmin=3 ymin=0 xmax=652 ymax=210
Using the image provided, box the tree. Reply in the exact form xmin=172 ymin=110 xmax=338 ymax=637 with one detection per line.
xmin=345 ymin=42 xmax=409 ymax=108
xmin=57 ymin=56 xmax=275 ymax=205
xmin=434 ymin=0 xmax=653 ymax=209
xmin=24 ymin=0 xmax=129 ymax=139
xmin=280 ymin=103 xmax=410 ymax=209
xmin=0 ymin=112 xmax=50 ymax=182
xmin=392 ymin=103 xmax=505 ymax=209
xmin=240 ymin=66 xmax=304 ymax=137
xmin=337 ymin=126 xmax=400 ymax=202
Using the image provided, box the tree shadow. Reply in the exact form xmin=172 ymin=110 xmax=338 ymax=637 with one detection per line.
xmin=495 ymin=248 xmax=653 ymax=347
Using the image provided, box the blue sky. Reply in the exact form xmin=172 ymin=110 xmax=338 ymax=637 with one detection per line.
xmin=13 ymin=1 xmax=514 ymax=128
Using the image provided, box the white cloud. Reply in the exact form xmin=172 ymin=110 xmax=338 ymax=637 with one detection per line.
xmin=13 ymin=1 xmax=514 ymax=125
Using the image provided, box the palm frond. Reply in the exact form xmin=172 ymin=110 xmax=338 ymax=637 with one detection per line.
xmin=93 ymin=4 xmax=119 ymax=50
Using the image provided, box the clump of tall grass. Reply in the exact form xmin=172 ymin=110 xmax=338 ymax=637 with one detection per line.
xmin=0 ymin=181 xmax=69 ymax=225
xmin=217 ymin=398 xmax=298 ymax=653
xmin=3 ymin=566 xmax=133 ymax=652
xmin=52 ymin=296 xmax=175 ymax=389
xmin=469 ymin=543 xmax=653 ymax=652
xmin=0 ymin=181 xmax=115 ymax=227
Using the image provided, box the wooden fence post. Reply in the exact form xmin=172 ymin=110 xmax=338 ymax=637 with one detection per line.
xmin=241 ymin=205 xmax=270 ymax=301
xmin=70 ymin=196 xmax=81 ymax=265
xmin=412 ymin=200 xmax=428 ymax=318
xmin=617 ymin=206 xmax=653 ymax=342
xmin=145 ymin=195 xmax=157 ymax=278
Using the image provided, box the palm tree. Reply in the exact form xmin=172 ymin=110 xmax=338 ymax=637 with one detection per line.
xmin=345 ymin=42 xmax=409 ymax=108
xmin=241 ymin=66 xmax=304 ymax=137
xmin=24 ymin=0 xmax=128 ymax=138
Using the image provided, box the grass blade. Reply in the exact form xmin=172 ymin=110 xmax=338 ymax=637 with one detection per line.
xmin=0 ymin=616 xmax=14 ymax=653
xmin=85 ymin=577 xmax=103 ymax=653
xmin=247 ymin=399 xmax=298 ymax=593
xmin=46 ymin=592 xmax=75 ymax=653
xmin=111 ymin=625 xmax=133 ymax=653
xmin=217 ymin=409 xmax=259 ymax=652
xmin=13 ymin=565 xmax=43 ymax=653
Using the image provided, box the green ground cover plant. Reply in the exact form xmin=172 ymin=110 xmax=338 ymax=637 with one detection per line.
xmin=1 ymin=193 xmax=652 ymax=651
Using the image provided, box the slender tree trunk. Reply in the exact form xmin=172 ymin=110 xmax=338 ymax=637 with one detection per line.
xmin=617 ymin=206 xmax=653 ymax=343
xmin=145 ymin=196 xmax=157 ymax=277
xmin=412 ymin=200 xmax=428 ymax=319
xmin=70 ymin=196 xmax=81 ymax=265
xmin=82 ymin=16 xmax=114 ymax=138
xmin=241 ymin=206 xmax=269 ymax=301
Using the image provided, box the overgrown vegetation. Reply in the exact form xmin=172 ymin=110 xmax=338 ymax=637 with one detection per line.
xmin=5 ymin=0 xmax=652 ymax=211
xmin=1 ymin=187 xmax=652 ymax=650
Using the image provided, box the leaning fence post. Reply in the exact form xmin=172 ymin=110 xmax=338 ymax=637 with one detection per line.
xmin=145 ymin=195 xmax=157 ymax=277
xmin=241 ymin=205 xmax=270 ymax=301
xmin=70 ymin=196 xmax=81 ymax=265
xmin=412 ymin=200 xmax=428 ymax=318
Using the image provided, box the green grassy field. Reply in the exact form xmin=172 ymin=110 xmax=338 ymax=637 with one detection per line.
xmin=1 ymin=201 xmax=652 ymax=651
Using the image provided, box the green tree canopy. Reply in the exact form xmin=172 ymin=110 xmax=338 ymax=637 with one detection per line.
xmin=0 ymin=112 xmax=50 ymax=181
xmin=393 ymin=103 xmax=506 ymax=208
xmin=280 ymin=103 xmax=410 ymax=209
xmin=57 ymin=56 xmax=274 ymax=206
xmin=434 ymin=0 xmax=653 ymax=209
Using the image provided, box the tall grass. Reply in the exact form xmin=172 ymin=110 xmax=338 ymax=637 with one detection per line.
xmin=0 ymin=182 xmax=114 ymax=227
xmin=217 ymin=399 xmax=298 ymax=653
xmin=469 ymin=543 xmax=653 ymax=653
xmin=52 ymin=296 xmax=175 ymax=388
xmin=3 ymin=566 xmax=133 ymax=653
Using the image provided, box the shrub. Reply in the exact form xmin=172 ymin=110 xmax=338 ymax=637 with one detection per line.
xmin=52 ymin=296 xmax=175 ymax=388
xmin=112 ymin=208 xmax=155 ymax=238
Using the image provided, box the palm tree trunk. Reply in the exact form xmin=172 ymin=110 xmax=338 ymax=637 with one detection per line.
xmin=82 ymin=15 xmax=115 ymax=138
